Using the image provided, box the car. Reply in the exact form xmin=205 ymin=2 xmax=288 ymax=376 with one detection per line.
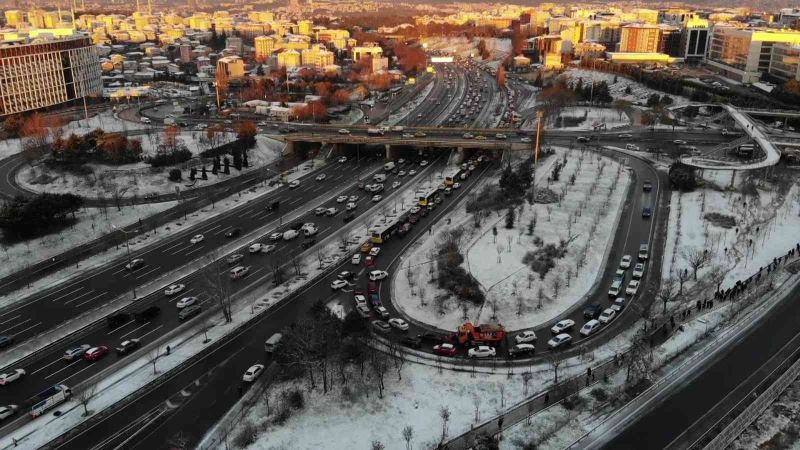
xmin=190 ymin=234 xmax=205 ymax=244
xmin=360 ymin=242 xmax=373 ymax=253
xmin=249 ymin=243 xmax=265 ymax=253
xmin=338 ymin=271 xmax=355 ymax=281
xmin=371 ymin=194 xmax=382 ymax=202
xmin=551 ymin=319 xmax=575 ymax=334
xmin=176 ymin=296 xmax=198 ymax=309
xmin=369 ymin=270 xmax=388 ymax=281
xmin=63 ymin=344 xmax=92 ymax=361
xmin=225 ymin=228 xmax=241 ymax=238
xmin=643 ymin=180 xmax=653 ymax=191
xmin=261 ymin=244 xmax=276 ymax=254
xmin=338 ymin=129 xmax=350 ymax=134
xmin=495 ymin=133 xmax=507 ymax=140
xmin=673 ymin=139 xmax=687 ymax=145
xmin=580 ymin=320 xmax=602 ymax=337
xmin=508 ymin=343 xmax=536 ymax=358
xmin=353 ymin=294 xmax=368 ymax=306
xmin=433 ymin=343 xmax=457 ymax=356
xmin=125 ymin=258 xmax=145 ymax=271
xmin=468 ymin=346 xmax=497 ymax=358
xmin=614 ymin=269 xmax=626 ymax=283
xmin=598 ymin=308 xmax=617 ymax=324
xmin=374 ymin=306 xmax=390 ymax=318
xmin=338 ymin=156 xmax=348 ymax=163
xmin=401 ymin=336 xmax=422 ymax=349
xmin=392 ymin=181 xmax=402 ymax=189
xmin=331 ymin=279 xmax=349 ymax=290
xmin=355 ymin=304 xmax=372 ymax=318
xmin=642 ymin=207 xmax=652 ymax=218
xmin=520 ymin=137 xmax=532 ymax=143
xmin=324 ymin=207 xmax=338 ymax=217
xmin=515 ymin=330 xmax=537 ymax=344
xmin=0 ymin=405 xmax=17 ymax=421
xmin=230 ymin=266 xmax=250 ymax=279
xmin=179 ymin=305 xmax=202 ymax=321
xmin=611 ymin=297 xmax=626 ymax=313
xmin=115 ymin=339 xmax=141 ymax=355
xmin=576 ymin=136 xmax=590 ymax=143
xmin=336 ymin=195 xmax=348 ymax=203
xmin=106 ymin=313 xmax=130 ymax=329
xmin=547 ymin=333 xmax=573 ymax=349
xmin=626 ymin=280 xmax=640 ymax=296
xmin=463 ymin=132 xmax=474 ymax=139
xmin=388 ymin=318 xmax=409 ymax=330
xmin=289 ymin=180 xmax=300 ymax=188
xmin=420 ymin=160 xmax=429 ymax=167
xmin=453 ymin=182 xmax=461 ymax=189
xmin=164 ymin=284 xmax=186 ymax=296
xmin=314 ymin=207 xmax=327 ymax=216
xmin=608 ymin=279 xmax=623 ymax=297
xmin=369 ymin=247 xmax=381 ymax=257
xmin=364 ymin=255 xmax=375 ymax=267
xmin=372 ymin=320 xmax=391 ymax=333
xmin=343 ymin=202 xmax=356 ymax=212
xmin=0 ymin=368 xmax=26 ymax=385
xmin=351 ymin=253 xmax=362 ymax=265
xmin=618 ymin=133 xmax=633 ymax=139
xmin=620 ymin=255 xmax=632 ymax=269
xmin=475 ymin=135 xmax=487 ymax=140
xmin=414 ymin=131 xmax=427 ymax=138
xmin=83 ymin=346 xmax=110 ymax=361
xmin=409 ymin=206 xmax=421 ymax=214
xmin=226 ymin=253 xmax=244 ymax=265
xmin=638 ymin=244 xmax=649 ymax=261
xmin=316 ymin=173 xmax=327 ymax=181
xmin=283 ymin=229 xmax=299 ymax=240
xmin=583 ymin=303 xmax=603 ymax=320
xmin=409 ymin=169 xmax=418 ymax=176
xmin=632 ymin=263 xmax=645 ymax=279
xmin=268 ymin=232 xmax=283 ymax=242
xmin=625 ymin=144 xmax=640 ymax=151
xmin=344 ymin=195 xmax=358 ymax=203
xmin=402 ymin=133 xmax=414 ymax=139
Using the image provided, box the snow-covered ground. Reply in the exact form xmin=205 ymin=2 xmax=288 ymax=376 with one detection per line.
xmin=393 ymin=147 xmax=630 ymax=331
xmin=730 ymin=377 xmax=800 ymax=450
xmin=424 ymin=36 xmax=511 ymax=60
xmin=545 ymin=106 xmax=630 ymax=131
xmin=562 ymin=67 xmax=691 ymax=107
xmin=17 ymin=134 xmax=284 ymax=199
xmin=661 ymin=170 xmax=800 ymax=291
xmin=0 ymin=201 xmax=175 ymax=279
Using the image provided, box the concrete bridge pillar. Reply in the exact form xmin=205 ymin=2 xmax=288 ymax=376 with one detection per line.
xmin=283 ymin=140 xmax=294 ymax=156
xmin=452 ymin=147 xmax=465 ymax=165
xmin=385 ymin=144 xmax=394 ymax=161
xmin=730 ymin=169 xmax=736 ymax=189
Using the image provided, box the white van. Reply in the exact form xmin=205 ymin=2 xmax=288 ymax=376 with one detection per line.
xmin=383 ymin=162 xmax=396 ymax=172
xmin=608 ymin=279 xmax=623 ymax=297
xmin=264 ymin=333 xmax=283 ymax=352
xmin=283 ymin=229 xmax=299 ymax=240
xmin=373 ymin=173 xmax=387 ymax=183
xmin=230 ymin=266 xmax=250 ymax=280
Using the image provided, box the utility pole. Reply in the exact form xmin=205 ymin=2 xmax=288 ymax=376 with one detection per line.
xmin=532 ymin=110 xmax=544 ymax=199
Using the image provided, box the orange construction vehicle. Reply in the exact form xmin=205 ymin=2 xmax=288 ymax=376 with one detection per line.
xmin=457 ymin=322 xmax=506 ymax=346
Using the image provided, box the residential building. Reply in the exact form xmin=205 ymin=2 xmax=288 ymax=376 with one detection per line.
xmin=277 ymin=49 xmax=300 ymax=68
xmin=226 ymin=36 xmax=242 ymax=54
xmin=619 ymin=24 xmax=661 ymax=53
xmin=254 ymin=35 xmax=275 ymax=62
xmin=4 ymin=10 xmax=25 ymax=27
xmin=216 ymin=55 xmax=244 ymax=82
xmin=352 ymin=44 xmax=382 ymax=61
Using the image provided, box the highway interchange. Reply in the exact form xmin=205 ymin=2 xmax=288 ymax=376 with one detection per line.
xmin=0 ymin=57 xmax=780 ymax=449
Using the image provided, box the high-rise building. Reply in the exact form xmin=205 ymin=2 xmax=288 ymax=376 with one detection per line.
xmin=619 ymin=24 xmax=661 ymax=53
xmin=352 ymin=44 xmax=382 ymax=61
xmin=277 ymin=49 xmax=300 ymax=68
xmin=216 ymin=55 xmax=244 ymax=82
xmin=769 ymin=43 xmax=800 ymax=81
xmin=254 ymin=35 xmax=275 ymax=62
xmin=179 ymin=44 xmax=193 ymax=64
xmin=0 ymin=32 xmax=102 ymax=115
xmin=298 ymin=20 xmax=313 ymax=36
xmin=707 ymin=27 xmax=800 ymax=83
xmin=681 ymin=17 xmax=710 ymax=62
xmin=658 ymin=26 xmax=682 ymax=57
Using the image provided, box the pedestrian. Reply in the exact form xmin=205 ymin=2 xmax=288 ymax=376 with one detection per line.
xmin=544 ymin=392 xmax=549 ymax=404
xmin=498 ymin=416 xmax=504 ymax=430
xmin=587 ymin=367 xmax=592 ymax=378
xmin=696 ymin=300 xmax=701 ymax=311
xmin=12 ymin=438 xmax=17 ymax=447
xmin=166 ymin=345 xmax=171 ymax=355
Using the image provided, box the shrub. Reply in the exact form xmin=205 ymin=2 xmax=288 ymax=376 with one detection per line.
xmin=147 ymin=147 xmax=192 ymax=167
xmin=286 ymin=388 xmax=305 ymax=410
xmin=0 ymin=193 xmax=83 ymax=239
xmin=272 ymin=404 xmax=292 ymax=425
xmin=704 ymin=213 xmax=736 ymax=229
xmin=523 ymin=240 xmax=570 ymax=279
xmin=168 ymin=168 xmax=182 ymax=181
xmin=590 ymin=388 xmax=609 ymax=402
xmin=562 ymin=394 xmax=585 ymax=410
xmin=668 ymin=162 xmax=697 ymax=191
xmin=233 ymin=420 xmax=258 ymax=447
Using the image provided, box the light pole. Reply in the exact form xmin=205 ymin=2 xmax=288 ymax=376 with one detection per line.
xmin=112 ymin=225 xmax=138 ymax=299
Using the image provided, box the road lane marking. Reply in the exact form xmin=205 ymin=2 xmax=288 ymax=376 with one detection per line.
xmin=135 ymin=266 xmax=161 ymax=280
xmin=198 ymin=224 xmax=222 ymax=234
xmin=31 ymin=356 xmax=71 ymax=375
xmin=107 ymin=320 xmax=138 ymax=334
xmin=163 ymin=240 xmax=186 ymax=252
xmin=184 ymin=245 xmax=208 ymax=258
xmin=8 ymin=321 xmax=41 ymax=338
xmin=135 ymin=324 xmax=164 ymax=341
xmin=43 ymin=358 xmax=82 ymax=379
xmin=0 ymin=314 xmax=20 ymax=325
xmin=73 ymin=291 xmax=108 ymax=308
xmin=47 ymin=286 xmax=86 ymax=303
xmin=56 ymin=360 xmax=96 ymax=384
xmin=118 ymin=322 xmax=150 ymax=340
xmin=168 ymin=244 xmax=193 ymax=256
xmin=61 ymin=289 xmax=97 ymax=305
xmin=0 ymin=317 xmax=31 ymax=334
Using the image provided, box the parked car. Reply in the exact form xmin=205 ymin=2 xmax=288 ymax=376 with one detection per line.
xmin=508 ymin=343 xmax=535 ymax=358
xmin=515 ymin=330 xmax=537 ymax=344
xmin=433 ymin=343 xmax=457 ymax=356
xmin=115 ymin=339 xmax=141 ymax=355
xmin=468 ymin=346 xmax=497 ymax=358
xmin=551 ymin=319 xmax=575 ymax=334
xmin=547 ymin=333 xmax=573 ymax=349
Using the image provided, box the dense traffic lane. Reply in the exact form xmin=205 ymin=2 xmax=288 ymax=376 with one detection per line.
xmin=0 ymin=160 xmax=379 ymax=356
xmin=43 ymin=157 xmax=479 ymax=450
xmin=0 ymin=157 xmax=436 ymax=415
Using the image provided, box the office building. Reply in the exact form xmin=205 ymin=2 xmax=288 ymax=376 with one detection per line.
xmin=707 ymin=27 xmax=800 ymax=83
xmin=619 ymin=24 xmax=661 ymax=53
xmin=682 ymin=17 xmax=710 ymax=62
xmin=769 ymin=43 xmax=800 ymax=81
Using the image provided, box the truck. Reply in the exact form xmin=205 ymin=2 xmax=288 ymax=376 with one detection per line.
xmin=457 ymin=322 xmax=506 ymax=346
xmin=30 ymin=384 xmax=71 ymax=417
xmin=367 ymin=128 xmax=385 ymax=136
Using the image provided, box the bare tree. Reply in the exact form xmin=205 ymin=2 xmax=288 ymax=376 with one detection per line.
xmin=708 ymin=265 xmax=729 ymax=292
xmin=551 ymin=275 xmax=563 ymax=299
xmin=110 ymin=185 xmax=129 ymax=211
xmin=272 ymin=262 xmax=286 ymax=285
xmin=516 ymin=295 xmax=523 ymax=317
xmin=371 ymin=441 xmax=385 ymax=450
xmin=439 ymin=406 xmax=451 ymax=443
xmin=684 ymin=248 xmax=709 ymax=280
xmin=626 ymin=328 xmax=653 ymax=384
xmin=537 ymin=286 xmax=544 ymax=309
xmin=148 ymin=349 xmax=160 ymax=375
xmin=548 ymin=350 xmax=564 ymax=384
xmin=676 ymin=267 xmax=690 ymax=295
xmin=316 ymin=248 xmax=327 ymax=269
xmin=522 ymin=371 xmax=533 ymax=396
xmin=202 ymin=254 xmax=233 ymax=323
xmin=371 ymin=347 xmax=389 ymax=399
xmin=402 ymin=426 xmax=414 ymax=450
xmin=291 ymin=256 xmax=301 ymax=276
xmin=75 ymin=383 xmax=97 ymax=416
xmin=657 ymin=278 xmax=677 ymax=314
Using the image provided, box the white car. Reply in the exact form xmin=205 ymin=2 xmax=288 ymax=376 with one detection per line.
xmin=314 ymin=207 xmax=327 ymax=216
xmin=260 ymin=244 xmax=276 ymax=254
xmin=164 ymin=284 xmax=186 ymax=296
xmin=371 ymin=195 xmax=382 ymax=202
xmin=388 ymin=318 xmax=409 ymax=330
xmin=408 ymin=170 xmax=417 ymax=176
xmin=283 ymin=229 xmax=299 ymax=240
xmin=176 ymin=296 xmax=198 ymax=309
xmin=336 ymin=195 xmax=348 ymax=203
xmin=520 ymin=137 xmax=532 ymax=143
xmin=626 ymin=280 xmax=640 ymax=296
xmin=467 ymin=346 xmax=497 ymax=358
xmin=410 ymin=206 xmax=421 ymax=214
xmin=397 ymin=170 xmax=407 ymax=177
xmin=353 ymin=294 xmax=367 ymax=306
xmin=375 ymin=306 xmax=390 ymax=319
xmin=611 ymin=297 xmax=626 ymax=313
xmin=547 ymin=333 xmax=573 ymax=349
xmin=325 ymin=207 xmax=338 ymax=216
xmin=63 ymin=344 xmax=91 ymax=361
xmin=550 ymin=319 xmax=575 ymax=334
xmin=392 ymin=181 xmax=401 ymax=189
xmin=338 ymin=156 xmax=347 ymax=163
xmin=331 ymin=279 xmax=349 ymax=290
xmin=0 ymin=368 xmax=26 ymax=386
xmin=351 ymin=253 xmax=362 ymax=265
xmin=242 ymin=364 xmax=265 ymax=382
xmin=515 ymin=330 xmax=537 ymax=344
xmin=249 ymin=243 xmax=264 ymax=253
xmin=268 ymin=232 xmax=283 ymax=242
xmin=369 ymin=270 xmax=388 ymax=281
xmin=598 ymin=308 xmax=617 ymax=324
xmin=289 ymin=180 xmax=300 ymax=188
xmin=673 ymin=139 xmax=687 ymax=145
xmin=632 ymin=263 xmax=645 ymax=279
xmin=369 ymin=247 xmax=381 ymax=256
xmin=346 ymin=202 xmax=357 ymax=211
xmin=452 ymin=183 xmax=461 ymax=189
xmin=0 ymin=405 xmax=17 ymax=421
xmin=618 ymin=133 xmax=633 ymax=139
xmin=190 ymin=234 xmax=205 ymax=244
xmin=580 ymin=320 xmax=602 ymax=337
xmin=620 ymin=255 xmax=632 ymax=269
xmin=316 ymin=173 xmax=327 ymax=181
xmin=338 ymin=129 xmax=350 ymax=134
xmin=420 ymin=160 xmax=429 ymax=167
xmin=348 ymin=195 xmax=359 ymax=202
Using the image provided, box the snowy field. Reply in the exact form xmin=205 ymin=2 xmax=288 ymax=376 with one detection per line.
xmin=562 ymin=67 xmax=691 ymax=107
xmin=660 ymin=169 xmax=800 ymax=291
xmin=545 ymin=106 xmax=630 ymax=131
xmin=0 ymin=201 xmax=175 ymax=279
xmin=17 ymin=134 xmax=284 ymax=199
xmin=393 ymin=147 xmax=630 ymax=332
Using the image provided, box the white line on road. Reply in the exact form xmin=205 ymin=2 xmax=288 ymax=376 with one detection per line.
xmin=56 ymin=360 xmax=96 ymax=384
xmin=73 ymin=291 xmax=108 ymax=309
xmin=0 ymin=318 xmax=31 ymax=334
xmin=118 ymin=322 xmax=150 ymax=340
xmin=135 ymin=266 xmax=161 ymax=280
xmin=60 ymin=289 xmax=97 ymax=305
xmin=0 ymin=314 xmax=20 ymax=325
xmin=42 ymin=358 xmax=82 ymax=379
xmin=47 ymin=286 xmax=86 ymax=303
xmin=106 ymin=320 xmax=138 ymax=335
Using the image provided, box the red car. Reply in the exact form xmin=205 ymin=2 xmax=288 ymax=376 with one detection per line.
xmin=83 ymin=346 xmax=110 ymax=361
xmin=364 ymin=255 xmax=375 ymax=268
xmin=433 ymin=343 xmax=457 ymax=356
xmin=368 ymin=281 xmax=379 ymax=294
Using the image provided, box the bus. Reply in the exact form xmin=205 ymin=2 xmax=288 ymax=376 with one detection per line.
xmin=30 ymin=384 xmax=71 ymax=417
xmin=737 ymin=144 xmax=755 ymax=158
xmin=417 ymin=188 xmax=440 ymax=207
xmin=370 ymin=221 xmax=400 ymax=244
